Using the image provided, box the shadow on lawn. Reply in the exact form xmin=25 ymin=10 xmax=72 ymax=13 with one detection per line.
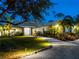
xmin=0 ymin=36 xmax=51 ymax=59
xmin=0 ymin=37 xmax=47 ymax=52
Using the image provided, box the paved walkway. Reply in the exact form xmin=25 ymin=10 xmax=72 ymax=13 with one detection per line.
xmin=40 ymin=37 xmax=78 ymax=46
xmin=20 ymin=37 xmax=79 ymax=59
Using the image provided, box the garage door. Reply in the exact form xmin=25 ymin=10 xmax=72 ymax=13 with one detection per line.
xmin=24 ymin=27 xmax=31 ymax=35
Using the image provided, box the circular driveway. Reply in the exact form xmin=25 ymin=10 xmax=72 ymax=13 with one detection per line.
xmin=20 ymin=46 xmax=79 ymax=59
xmin=20 ymin=37 xmax=79 ymax=59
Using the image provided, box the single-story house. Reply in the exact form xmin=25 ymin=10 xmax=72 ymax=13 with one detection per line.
xmin=1 ymin=21 xmax=76 ymax=36
xmin=0 ymin=21 xmax=45 ymax=36
xmin=0 ymin=21 xmax=54 ymax=36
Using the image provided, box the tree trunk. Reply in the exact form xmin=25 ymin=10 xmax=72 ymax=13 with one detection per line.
xmin=69 ymin=26 xmax=72 ymax=33
xmin=62 ymin=25 xmax=65 ymax=33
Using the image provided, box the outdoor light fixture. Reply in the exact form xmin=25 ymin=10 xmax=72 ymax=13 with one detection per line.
xmin=73 ymin=25 xmax=77 ymax=29
xmin=55 ymin=24 xmax=59 ymax=28
xmin=41 ymin=43 xmax=52 ymax=47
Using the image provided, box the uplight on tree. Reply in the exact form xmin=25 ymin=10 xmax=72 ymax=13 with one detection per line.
xmin=55 ymin=24 xmax=59 ymax=28
xmin=73 ymin=25 xmax=77 ymax=29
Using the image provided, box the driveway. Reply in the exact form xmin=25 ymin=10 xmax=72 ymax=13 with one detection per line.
xmin=20 ymin=46 xmax=79 ymax=59
xmin=20 ymin=37 xmax=79 ymax=59
xmin=40 ymin=37 xmax=78 ymax=46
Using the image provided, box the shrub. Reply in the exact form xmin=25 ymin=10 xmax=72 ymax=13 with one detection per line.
xmin=15 ymin=32 xmax=23 ymax=36
xmin=36 ymin=29 xmax=79 ymax=41
xmin=60 ymin=33 xmax=79 ymax=41
xmin=36 ymin=31 xmax=43 ymax=36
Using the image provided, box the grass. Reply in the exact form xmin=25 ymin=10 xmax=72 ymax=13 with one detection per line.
xmin=0 ymin=36 xmax=52 ymax=59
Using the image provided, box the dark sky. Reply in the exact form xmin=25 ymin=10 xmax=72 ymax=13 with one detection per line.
xmin=0 ymin=0 xmax=79 ymax=23
xmin=45 ymin=0 xmax=79 ymax=22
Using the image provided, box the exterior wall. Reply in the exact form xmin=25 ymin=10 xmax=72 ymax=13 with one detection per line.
xmin=43 ymin=26 xmax=49 ymax=31
xmin=0 ymin=26 xmax=33 ymax=36
xmin=0 ymin=27 xmax=23 ymax=36
xmin=32 ymin=26 xmax=49 ymax=35
xmin=0 ymin=26 xmax=50 ymax=36
xmin=10 ymin=27 xmax=23 ymax=36
xmin=0 ymin=32 xmax=1 ymax=36
xmin=32 ymin=28 xmax=36 ymax=35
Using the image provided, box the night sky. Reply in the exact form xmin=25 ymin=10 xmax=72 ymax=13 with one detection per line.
xmin=0 ymin=0 xmax=79 ymax=23
xmin=45 ymin=0 xmax=79 ymax=22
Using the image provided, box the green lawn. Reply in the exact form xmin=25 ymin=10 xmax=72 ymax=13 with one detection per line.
xmin=0 ymin=36 xmax=52 ymax=59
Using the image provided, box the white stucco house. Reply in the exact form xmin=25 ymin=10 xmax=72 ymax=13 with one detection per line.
xmin=19 ymin=21 xmax=51 ymax=36
xmin=0 ymin=21 xmax=52 ymax=36
xmin=0 ymin=22 xmax=34 ymax=36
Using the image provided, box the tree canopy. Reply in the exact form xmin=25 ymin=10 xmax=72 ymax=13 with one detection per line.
xmin=0 ymin=0 xmax=53 ymax=25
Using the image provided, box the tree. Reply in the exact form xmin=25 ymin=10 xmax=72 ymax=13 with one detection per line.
xmin=74 ymin=15 xmax=79 ymax=33
xmin=56 ymin=20 xmax=65 ymax=33
xmin=0 ymin=0 xmax=53 ymax=25
xmin=63 ymin=15 xmax=74 ymax=32
xmin=75 ymin=15 xmax=79 ymax=25
xmin=55 ymin=13 xmax=64 ymax=19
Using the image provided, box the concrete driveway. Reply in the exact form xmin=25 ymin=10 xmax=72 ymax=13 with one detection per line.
xmin=20 ymin=37 xmax=79 ymax=59
xmin=20 ymin=46 xmax=79 ymax=59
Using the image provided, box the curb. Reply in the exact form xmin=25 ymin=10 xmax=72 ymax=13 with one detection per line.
xmin=34 ymin=45 xmax=52 ymax=54
xmin=18 ymin=45 xmax=53 ymax=59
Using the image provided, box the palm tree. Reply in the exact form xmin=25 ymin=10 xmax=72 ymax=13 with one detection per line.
xmin=1 ymin=13 xmax=13 ymax=36
xmin=56 ymin=20 xmax=65 ymax=33
xmin=53 ymin=12 xmax=65 ymax=33
xmin=0 ymin=24 xmax=4 ymax=36
xmin=63 ymin=15 xmax=74 ymax=33
xmin=55 ymin=13 xmax=65 ymax=19
xmin=47 ymin=20 xmax=56 ymax=35
xmin=75 ymin=15 xmax=79 ymax=24
xmin=74 ymin=15 xmax=79 ymax=33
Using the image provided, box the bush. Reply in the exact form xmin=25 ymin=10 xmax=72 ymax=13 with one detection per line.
xmin=14 ymin=32 xmax=23 ymax=36
xmin=36 ymin=31 xmax=43 ymax=36
xmin=35 ymin=29 xmax=79 ymax=41
xmin=58 ymin=33 xmax=79 ymax=41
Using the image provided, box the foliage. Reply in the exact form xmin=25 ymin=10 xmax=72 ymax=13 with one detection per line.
xmin=36 ymin=29 xmax=56 ymax=37
xmin=36 ymin=31 xmax=43 ymax=36
xmin=75 ymin=15 xmax=79 ymax=24
xmin=36 ymin=28 xmax=79 ymax=41
xmin=62 ymin=15 xmax=74 ymax=32
xmin=14 ymin=32 xmax=23 ymax=36
xmin=0 ymin=0 xmax=53 ymax=25
xmin=63 ymin=15 xmax=74 ymax=26
xmin=55 ymin=13 xmax=64 ymax=18
xmin=57 ymin=33 xmax=78 ymax=41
